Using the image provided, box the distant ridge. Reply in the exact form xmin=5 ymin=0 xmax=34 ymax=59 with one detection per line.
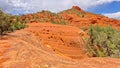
xmin=19 ymin=6 xmax=120 ymax=29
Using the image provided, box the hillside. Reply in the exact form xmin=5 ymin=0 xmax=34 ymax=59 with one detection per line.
xmin=0 ymin=23 xmax=120 ymax=68
xmin=0 ymin=6 xmax=120 ymax=68
xmin=20 ymin=6 xmax=120 ymax=29
xmin=59 ymin=6 xmax=120 ymax=29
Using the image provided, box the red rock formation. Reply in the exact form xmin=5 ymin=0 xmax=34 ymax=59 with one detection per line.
xmin=72 ymin=6 xmax=82 ymax=11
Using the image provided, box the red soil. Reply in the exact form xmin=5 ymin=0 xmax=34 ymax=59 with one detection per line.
xmin=0 ymin=23 xmax=120 ymax=68
xmin=26 ymin=23 xmax=88 ymax=59
xmin=0 ymin=37 xmax=11 ymax=68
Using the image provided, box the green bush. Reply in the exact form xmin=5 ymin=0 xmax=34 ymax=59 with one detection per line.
xmin=0 ymin=10 xmax=27 ymax=35
xmin=86 ymin=25 xmax=120 ymax=58
xmin=0 ymin=21 xmax=9 ymax=35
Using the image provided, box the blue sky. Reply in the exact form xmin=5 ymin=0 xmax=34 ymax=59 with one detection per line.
xmin=0 ymin=0 xmax=120 ymax=19
xmin=88 ymin=1 xmax=120 ymax=14
xmin=87 ymin=1 xmax=120 ymax=19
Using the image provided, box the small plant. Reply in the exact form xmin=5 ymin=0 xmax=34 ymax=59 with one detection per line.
xmin=59 ymin=20 xmax=67 ymax=25
xmin=51 ymin=18 xmax=67 ymax=25
xmin=80 ymin=27 xmax=87 ymax=31
xmin=0 ymin=21 xmax=9 ymax=35
xmin=86 ymin=25 xmax=120 ymax=58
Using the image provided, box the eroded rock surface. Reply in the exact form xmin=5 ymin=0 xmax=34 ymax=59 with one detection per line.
xmin=0 ymin=23 xmax=120 ymax=68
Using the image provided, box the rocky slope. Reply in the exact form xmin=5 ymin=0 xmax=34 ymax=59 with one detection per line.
xmin=0 ymin=6 xmax=120 ymax=68
xmin=0 ymin=23 xmax=120 ymax=68
xmin=59 ymin=6 xmax=120 ymax=29
xmin=20 ymin=6 xmax=120 ymax=29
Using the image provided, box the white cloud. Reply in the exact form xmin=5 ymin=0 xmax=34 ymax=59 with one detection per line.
xmin=0 ymin=0 xmax=120 ymax=15
xmin=103 ymin=12 xmax=120 ymax=19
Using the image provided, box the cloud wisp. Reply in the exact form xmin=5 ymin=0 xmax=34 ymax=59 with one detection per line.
xmin=0 ymin=0 xmax=120 ymax=15
xmin=103 ymin=12 xmax=120 ymax=19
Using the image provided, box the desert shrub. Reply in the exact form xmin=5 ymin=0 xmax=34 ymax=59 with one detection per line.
xmin=0 ymin=12 xmax=11 ymax=35
xmin=51 ymin=18 xmax=67 ymax=25
xmin=0 ymin=10 xmax=27 ymax=35
xmin=86 ymin=25 xmax=120 ymax=58
xmin=59 ymin=20 xmax=67 ymax=25
xmin=9 ymin=21 xmax=27 ymax=31
xmin=51 ymin=18 xmax=57 ymax=24
xmin=0 ymin=21 xmax=9 ymax=35
xmin=80 ymin=27 xmax=87 ymax=31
